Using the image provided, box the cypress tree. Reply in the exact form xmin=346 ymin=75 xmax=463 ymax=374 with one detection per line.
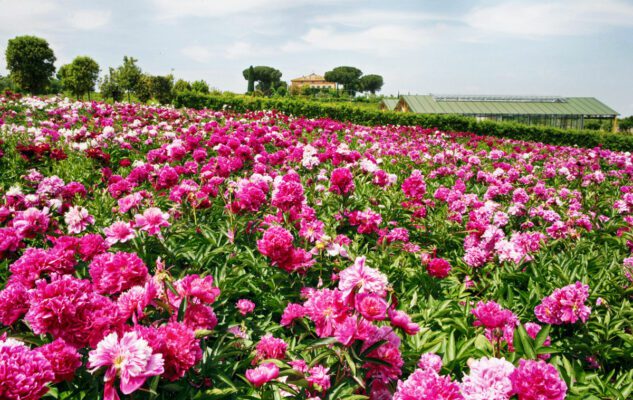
xmin=247 ymin=65 xmax=255 ymax=93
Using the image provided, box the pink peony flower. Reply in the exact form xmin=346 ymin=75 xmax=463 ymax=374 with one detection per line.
xmin=255 ymin=334 xmax=288 ymax=362
xmin=418 ymin=352 xmax=443 ymax=373
xmin=534 ymin=282 xmax=591 ymax=325
xmin=172 ymin=274 xmax=220 ymax=304
xmin=427 ymin=257 xmax=452 ymax=279
xmin=510 ymin=359 xmax=567 ymax=400
xmin=307 ymin=364 xmax=331 ymax=391
xmin=271 ymin=173 xmax=305 ymax=212
xmin=393 ymin=367 xmax=463 ymax=400
xmin=388 ymin=308 xmax=420 ymax=335
xmin=460 ymin=357 xmax=515 ymax=400
xmin=280 ymin=303 xmax=306 ymax=326
xmin=64 ymin=206 xmax=95 ymax=234
xmin=329 ymin=167 xmax=355 ymax=195
xmin=246 ymin=362 xmax=279 ymax=387
xmin=0 ymin=283 xmax=29 ymax=325
xmin=89 ymin=252 xmax=149 ymax=295
xmin=12 ymin=207 xmax=50 ymax=239
xmin=88 ymin=331 xmax=164 ymax=400
xmin=38 ymin=338 xmax=82 ymax=383
xmin=104 ymin=221 xmax=136 ymax=245
xmin=136 ymin=322 xmax=202 ymax=381
xmin=338 ymin=256 xmax=388 ymax=301
xmin=0 ymin=337 xmax=54 ymax=400
xmin=236 ymin=299 xmax=256 ymax=316
xmin=134 ymin=207 xmax=170 ymax=237
xmin=304 ymin=288 xmax=349 ymax=337
xmin=356 ymin=293 xmax=388 ymax=321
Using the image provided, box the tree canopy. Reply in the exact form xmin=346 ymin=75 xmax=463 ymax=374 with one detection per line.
xmin=191 ymin=80 xmax=210 ymax=94
xmin=117 ymin=56 xmax=142 ymax=102
xmin=324 ymin=66 xmax=362 ymax=94
xmin=99 ymin=67 xmax=123 ymax=102
xmin=173 ymin=79 xmax=192 ymax=93
xmin=359 ymin=74 xmax=384 ymax=94
xmin=243 ymin=66 xmax=282 ymax=93
xmin=5 ymin=35 xmax=56 ymax=94
xmin=57 ymin=56 xmax=100 ymax=99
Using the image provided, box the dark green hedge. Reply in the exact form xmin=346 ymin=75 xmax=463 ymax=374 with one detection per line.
xmin=174 ymin=92 xmax=633 ymax=152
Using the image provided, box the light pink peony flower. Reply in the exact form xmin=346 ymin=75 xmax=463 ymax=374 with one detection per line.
xmin=88 ymin=331 xmax=164 ymax=400
xmin=418 ymin=352 xmax=443 ymax=373
xmin=64 ymin=206 xmax=95 ymax=234
xmin=338 ymin=256 xmax=388 ymax=301
xmin=307 ymin=364 xmax=331 ymax=391
xmin=460 ymin=357 xmax=515 ymax=400
xmin=104 ymin=221 xmax=136 ymax=245
xmin=134 ymin=207 xmax=170 ymax=237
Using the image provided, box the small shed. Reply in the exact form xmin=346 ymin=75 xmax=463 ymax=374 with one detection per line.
xmin=379 ymin=98 xmax=399 ymax=111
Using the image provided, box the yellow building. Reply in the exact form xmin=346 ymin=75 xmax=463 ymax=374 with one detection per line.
xmin=290 ymin=73 xmax=336 ymax=90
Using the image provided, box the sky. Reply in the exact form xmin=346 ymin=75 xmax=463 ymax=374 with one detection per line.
xmin=1 ymin=0 xmax=632 ymax=116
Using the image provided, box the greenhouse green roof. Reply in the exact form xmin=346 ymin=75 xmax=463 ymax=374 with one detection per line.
xmin=400 ymin=95 xmax=618 ymax=117
xmin=380 ymin=98 xmax=399 ymax=110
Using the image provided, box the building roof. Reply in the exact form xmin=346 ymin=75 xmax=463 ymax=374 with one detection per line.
xmin=291 ymin=73 xmax=328 ymax=82
xmin=380 ymin=98 xmax=399 ymax=111
xmin=399 ymin=95 xmax=618 ymax=117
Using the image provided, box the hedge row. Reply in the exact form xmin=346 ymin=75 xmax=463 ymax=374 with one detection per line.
xmin=174 ymin=92 xmax=633 ymax=152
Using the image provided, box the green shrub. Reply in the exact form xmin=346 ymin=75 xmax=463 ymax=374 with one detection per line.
xmin=174 ymin=92 xmax=633 ymax=152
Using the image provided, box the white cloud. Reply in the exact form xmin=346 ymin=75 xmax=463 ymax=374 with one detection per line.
xmin=225 ymin=41 xmax=273 ymax=59
xmin=181 ymin=45 xmax=212 ymax=63
xmin=313 ymin=10 xmax=450 ymax=28
xmin=149 ymin=0 xmax=355 ymax=20
xmin=67 ymin=10 xmax=112 ymax=31
xmin=465 ymin=0 xmax=633 ymax=38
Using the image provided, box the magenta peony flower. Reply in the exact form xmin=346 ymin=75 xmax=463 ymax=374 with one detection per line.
xmin=356 ymin=293 xmax=388 ymax=321
xmin=236 ymin=299 xmax=256 ymax=316
xmin=64 ymin=206 xmax=95 ymax=234
xmin=38 ymin=338 xmax=82 ymax=383
xmin=104 ymin=221 xmax=136 ymax=245
xmin=0 ymin=283 xmax=29 ymax=325
xmin=427 ymin=257 xmax=452 ymax=278
xmin=255 ymin=334 xmax=288 ymax=362
xmin=510 ymin=359 xmax=567 ymax=400
xmin=329 ymin=167 xmax=355 ymax=195
xmin=172 ymin=274 xmax=220 ymax=304
xmin=338 ymin=256 xmax=388 ymax=301
xmin=535 ymin=282 xmax=591 ymax=325
xmin=246 ymin=362 xmax=279 ymax=387
xmin=460 ymin=357 xmax=515 ymax=400
xmin=304 ymin=288 xmax=349 ymax=337
xmin=388 ymin=308 xmax=420 ymax=335
xmin=280 ymin=302 xmax=306 ymax=326
xmin=12 ymin=207 xmax=50 ymax=239
xmin=271 ymin=173 xmax=305 ymax=212
xmin=0 ymin=337 xmax=54 ymax=400
xmin=471 ymin=301 xmax=516 ymax=330
xmin=134 ymin=207 xmax=170 ymax=237
xmin=136 ymin=322 xmax=202 ymax=381
xmin=88 ymin=331 xmax=164 ymax=400
xmin=393 ymin=367 xmax=462 ymax=400
xmin=307 ymin=364 xmax=331 ymax=391
xmin=401 ymin=169 xmax=427 ymax=201
xmin=89 ymin=252 xmax=149 ymax=295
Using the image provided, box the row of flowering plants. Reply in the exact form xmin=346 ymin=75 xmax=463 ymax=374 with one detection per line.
xmin=0 ymin=93 xmax=632 ymax=399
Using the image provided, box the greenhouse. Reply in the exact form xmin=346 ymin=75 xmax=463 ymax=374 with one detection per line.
xmin=394 ymin=95 xmax=619 ymax=130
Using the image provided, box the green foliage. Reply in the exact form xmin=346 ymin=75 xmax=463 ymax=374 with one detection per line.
xmin=149 ymin=74 xmax=174 ymax=104
xmin=135 ymin=74 xmax=153 ymax=103
xmin=99 ymin=67 xmax=124 ymax=102
xmin=57 ymin=56 xmax=100 ymax=100
xmin=242 ymin=65 xmax=282 ymax=94
xmin=190 ymin=79 xmax=210 ymax=94
xmin=247 ymin=65 xmax=255 ymax=93
xmin=117 ymin=55 xmax=142 ymax=102
xmin=173 ymin=79 xmax=192 ymax=93
xmin=5 ymin=35 xmax=56 ymax=94
xmin=359 ymin=74 xmax=384 ymax=94
xmin=324 ymin=66 xmax=363 ymax=95
xmin=0 ymin=74 xmax=18 ymax=92
xmin=173 ymin=92 xmax=633 ymax=152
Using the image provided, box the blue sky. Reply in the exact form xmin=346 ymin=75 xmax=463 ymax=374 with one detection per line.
xmin=1 ymin=0 xmax=632 ymax=116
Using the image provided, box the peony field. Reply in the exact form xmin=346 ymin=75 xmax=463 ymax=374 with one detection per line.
xmin=1 ymin=93 xmax=633 ymax=400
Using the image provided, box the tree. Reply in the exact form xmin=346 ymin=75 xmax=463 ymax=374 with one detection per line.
xmin=242 ymin=66 xmax=282 ymax=94
xmin=619 ymin=116 xmax=633 ymax=132
xmin=247 ymin=65 xmax=255 ymax=93
xmin=173 ymin=79 xmax=192 ymax=93
xmin=99 ymin=67 xmax=123 ymax=102
xmin=117 ymin=56 xmax=142 ymax=102
xmin=57 ymin=56 xmax=100 ymax=100
xmin=135 ymin=74 xmax=152 ymax=103
xmin=324 ymin=66 xmax=362 ymax=95
xmin=359 ymin=74 xmax=384 ymax=95
xmin=149 ymin=74 xmax=174 ymax=104
xmin=5 ymin=35 xmax=56 ymax=94
xmin=191 ymin=79 xmax=210 ymax=94
xmin=0 ymin=74 xmax=18 ymax=92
